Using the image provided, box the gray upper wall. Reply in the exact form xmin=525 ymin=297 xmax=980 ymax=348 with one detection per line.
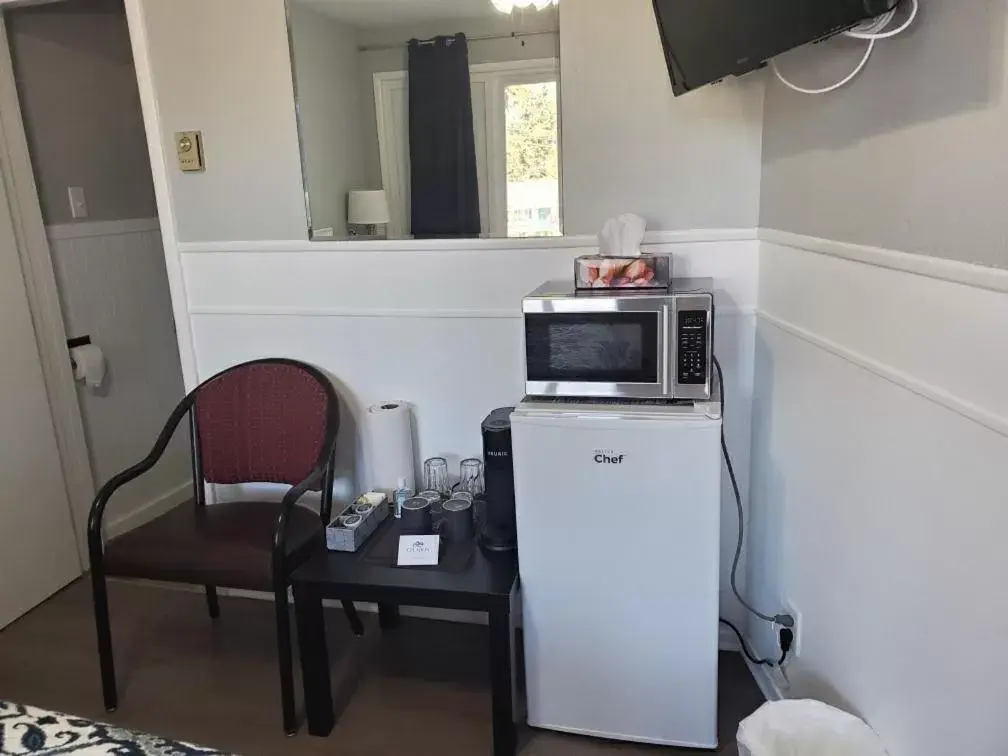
xmin=562 ymin=0 xmax=764 ymax=235
xmin=6 ymin=0 xmax=156 ymax=225
xmin=761 ymin=0 xmax=1008 ymax=269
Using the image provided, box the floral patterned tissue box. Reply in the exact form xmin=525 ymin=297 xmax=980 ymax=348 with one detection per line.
xmin=575 ymin=254 xmax=670 ymax=290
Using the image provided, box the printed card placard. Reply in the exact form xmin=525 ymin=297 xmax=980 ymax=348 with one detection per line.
xmin=397 ymin=535 xmax=440 ymax=566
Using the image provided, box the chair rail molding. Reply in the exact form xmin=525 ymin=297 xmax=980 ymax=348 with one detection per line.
xmin=760 ymin=228 xmax=1008 ymax=294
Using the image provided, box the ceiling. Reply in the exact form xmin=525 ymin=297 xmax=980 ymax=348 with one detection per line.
xmin=297 ymin=0 xmax=499 ymax=28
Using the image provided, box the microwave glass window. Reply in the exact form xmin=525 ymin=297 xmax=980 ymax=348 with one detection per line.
xmin=525 ymin=313 xmax=659 ymax=384
xmin=550 ymin=323 xmax=642 ymax=372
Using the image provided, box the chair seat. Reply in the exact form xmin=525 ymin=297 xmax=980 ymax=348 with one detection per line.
xmin=103 ymin=500 xmax=324 ymax=591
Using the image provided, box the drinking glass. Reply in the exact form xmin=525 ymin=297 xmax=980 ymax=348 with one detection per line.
xmin=423 ymin=457 xmax=451 ymax=498
xmin=450 ymin=491 xmax=473 ymax=505
xmin=459 ymin=458 xmax=484 ymax=498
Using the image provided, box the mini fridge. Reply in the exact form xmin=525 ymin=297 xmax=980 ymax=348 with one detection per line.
xmin=511 ymin=398 xmax=723 ymax=749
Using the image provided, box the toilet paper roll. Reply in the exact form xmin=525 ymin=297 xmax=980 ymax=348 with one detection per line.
xmin=70 ymin=344 xmax=106 ymax=389
xmin=366 ymin=401 xmax=416 ymax=497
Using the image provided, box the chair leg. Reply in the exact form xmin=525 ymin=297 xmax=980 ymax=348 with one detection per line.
xmin=274 ymin=587 xmax=298 ymax=736
xmin=89 ymin=566 xmax=118 ymax=712
xmin=205 ymin=585 xmax=220 ymax=619
xmin=342 ymin=600 xmax=364 ymax=637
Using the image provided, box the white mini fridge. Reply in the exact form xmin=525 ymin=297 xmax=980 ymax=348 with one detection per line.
xmin=511 ymin=399 xmax=722 ymax=749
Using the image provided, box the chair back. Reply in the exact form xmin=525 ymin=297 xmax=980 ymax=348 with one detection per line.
xmin=194 ymin=360 xmax=338 ymax=488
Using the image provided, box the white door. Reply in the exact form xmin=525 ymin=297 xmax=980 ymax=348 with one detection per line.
xmin=0 ymin=154 xmax=82 ymax=629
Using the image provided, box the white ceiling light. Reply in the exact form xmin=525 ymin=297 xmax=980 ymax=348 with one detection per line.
xmin=491 ymin=0 xmax=557 ymax=13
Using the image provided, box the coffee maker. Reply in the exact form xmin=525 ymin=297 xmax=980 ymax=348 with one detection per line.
xmin=479 ymin=407 xmax=517 ymax=552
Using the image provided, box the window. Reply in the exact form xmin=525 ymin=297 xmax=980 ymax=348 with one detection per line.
xmin=373 ymin=59 xmax=561 ymax=239
xmin=505 ymin=80 xmax=560 ymax=238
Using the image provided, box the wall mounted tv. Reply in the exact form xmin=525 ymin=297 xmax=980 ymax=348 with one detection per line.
xmin=652 ymin=0 xmax=901 ymax=95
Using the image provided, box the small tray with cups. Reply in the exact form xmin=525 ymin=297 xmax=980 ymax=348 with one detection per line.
xmin=325 ymin=491 xmax=390 ymax=552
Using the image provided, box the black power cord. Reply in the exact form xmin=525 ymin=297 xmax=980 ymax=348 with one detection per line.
xmin=719 ymin=619 xmax=787 ymax=667
xmin=714 ymin=355 xmax=795 ymax=666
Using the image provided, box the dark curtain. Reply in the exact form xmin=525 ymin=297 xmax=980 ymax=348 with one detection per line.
xmin=408 ymin=33 xmax=481 ymax=239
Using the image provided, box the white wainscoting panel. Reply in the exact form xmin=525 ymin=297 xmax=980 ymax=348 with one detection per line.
xmin=760 ymin=239 xmax=1008 ymax=434
xmin=749 ymin=233 xmax=1008 ymax=756
xmin=182 ymin=235 xmax=759 ymax=625
xmin=48 ymin=219 xmax=191 ymax=530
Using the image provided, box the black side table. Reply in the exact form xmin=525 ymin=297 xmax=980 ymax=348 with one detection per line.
xmin=291 ymin=518 xmax=521 ymax=755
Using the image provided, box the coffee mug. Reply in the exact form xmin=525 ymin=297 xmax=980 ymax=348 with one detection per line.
xmin=440 ymin=498 xmax=474 ymax=545
xmin=400 ymin=497 xmax=433 ymax=535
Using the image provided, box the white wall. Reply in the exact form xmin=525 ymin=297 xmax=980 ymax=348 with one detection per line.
xmin=8 ymin=0 xmax=189 ymax=537
xmin=748 ymin=235 xmax=1008 ymax=756
xmin=749 ymin=4 xmax=1008 ymax=753
xmin=127 ymin=0 xmax=764 ymax=625
xmin=290 ymin=3 xmax=365 ymax=236
xmin=182 ymin=233 xmax=759 ymax=627
xmin=140 ymin=0 xmax=307 ymax=242
xmin=6 ymin=0 xmax=157 ymax=224
xmin=761 ymin=0 xmax=1008 ymax=269
xmin=559 ymin=0 xmax=764 ymax=236
xmin=47 ymin=220 xmax=191 ymax=534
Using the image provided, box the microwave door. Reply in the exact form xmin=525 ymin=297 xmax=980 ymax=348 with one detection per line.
xmin=524 ymin=310 xmax=666 ymax=399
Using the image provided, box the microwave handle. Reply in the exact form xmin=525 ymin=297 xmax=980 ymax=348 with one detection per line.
xmin=661 ymin=304 xmax=672 ymax=394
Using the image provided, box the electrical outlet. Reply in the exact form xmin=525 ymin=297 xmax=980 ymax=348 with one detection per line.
xmin=784 ymin=600 xmax=802 ymax=662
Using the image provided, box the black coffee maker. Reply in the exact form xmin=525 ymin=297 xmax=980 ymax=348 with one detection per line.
xmin=479 ymin=407 xmax=517 ymax=552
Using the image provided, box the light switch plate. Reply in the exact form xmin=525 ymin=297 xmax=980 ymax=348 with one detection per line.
xmin=67 ymin=186 xmax=88 ymax=219
xmin=175 ymin=130 xmax=204 ymax=172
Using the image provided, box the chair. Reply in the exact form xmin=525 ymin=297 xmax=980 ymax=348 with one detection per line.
xmin=87 ymin=358 xmax=363 ymax=734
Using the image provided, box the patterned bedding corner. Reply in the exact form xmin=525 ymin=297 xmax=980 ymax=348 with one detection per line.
xmin=0 ymin=701 xmax=230 ymax=755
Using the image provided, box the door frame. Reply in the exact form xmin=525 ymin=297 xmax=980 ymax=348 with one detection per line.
xmin=0 ymin=13 xmax=94 ymax=566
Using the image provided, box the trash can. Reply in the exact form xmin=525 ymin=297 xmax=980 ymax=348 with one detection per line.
xmin=738 ymin=700 xmax=888 ymax=756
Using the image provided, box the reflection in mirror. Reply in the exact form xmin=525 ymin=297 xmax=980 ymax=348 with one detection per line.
xmin=287 ymin=0 xmax=561 ymax=241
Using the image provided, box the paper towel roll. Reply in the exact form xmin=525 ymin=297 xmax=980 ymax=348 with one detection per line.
xmin=366 ymin=402 xmax=416 ymax=497
xmin=70 ymin=344 xmax=106 ymax=389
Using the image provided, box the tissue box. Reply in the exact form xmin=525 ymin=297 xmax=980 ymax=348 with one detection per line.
xmin=575 ymin=255 xmax=670 ymax=290
xmin=326 ymin=493 xmax=390 ymax=552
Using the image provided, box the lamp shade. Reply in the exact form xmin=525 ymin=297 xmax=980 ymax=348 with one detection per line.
xmin=348 ymin=190 xmax=390 ymax=225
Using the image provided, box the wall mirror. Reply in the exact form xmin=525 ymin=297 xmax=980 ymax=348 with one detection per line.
xmin=287 ymin=0 xmax=562 ymax=242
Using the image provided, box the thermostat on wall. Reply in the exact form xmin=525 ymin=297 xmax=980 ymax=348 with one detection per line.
xmin=175 ymin=130 xmax=204 ymax=173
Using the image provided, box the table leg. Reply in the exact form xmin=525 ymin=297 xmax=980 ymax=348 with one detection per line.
xmin=488 ymin=605 xmax=517 ymax=756
xmin=293 ymin=584 xmax=334 ymax=736
xmin=378 ymin=603 xmax=400 ymax=630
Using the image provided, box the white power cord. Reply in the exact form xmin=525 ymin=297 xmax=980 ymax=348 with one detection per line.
xmin=772 ymin=0 xmax=919 ymax=95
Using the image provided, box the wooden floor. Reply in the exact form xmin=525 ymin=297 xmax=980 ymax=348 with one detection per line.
xmin=0 ymin=579 xmax=764 ymax=755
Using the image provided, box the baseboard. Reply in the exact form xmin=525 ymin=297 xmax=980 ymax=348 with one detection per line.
xmin=745 ymin=657 xmax=787 ymax=702
xmin=104 ymin=481 xmax=191 ymax=539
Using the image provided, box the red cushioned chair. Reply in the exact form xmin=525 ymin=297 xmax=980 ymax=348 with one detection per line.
xmin=87 ymin=358 xmax=363 ymax=734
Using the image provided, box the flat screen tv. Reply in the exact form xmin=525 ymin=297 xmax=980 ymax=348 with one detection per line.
xmin=652 ymin=0 xmax=901 ymax=95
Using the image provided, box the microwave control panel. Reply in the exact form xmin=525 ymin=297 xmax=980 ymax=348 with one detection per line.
xmin=677 ymin=310 xmax=709 ymax=385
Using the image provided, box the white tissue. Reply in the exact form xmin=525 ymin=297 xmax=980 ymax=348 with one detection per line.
xmin=70 ymin=344 xmax=105 ymax=389
xmin=599 ymin=213 xmax=647 ymax=257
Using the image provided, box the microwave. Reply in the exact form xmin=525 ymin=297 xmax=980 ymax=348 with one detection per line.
xmin=522 ymin=278 xmax=714 ymax=401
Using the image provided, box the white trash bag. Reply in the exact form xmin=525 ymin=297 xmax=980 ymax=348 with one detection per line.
xmin=738 ymin=700 xmax=888 ymax=756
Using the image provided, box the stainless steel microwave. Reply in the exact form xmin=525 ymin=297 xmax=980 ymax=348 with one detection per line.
xmin=522 ymin=278 xmax=714 ymax=401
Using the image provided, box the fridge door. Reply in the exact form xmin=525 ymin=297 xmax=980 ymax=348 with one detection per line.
xmin=511 ymin=407 xmax=722 ymax=748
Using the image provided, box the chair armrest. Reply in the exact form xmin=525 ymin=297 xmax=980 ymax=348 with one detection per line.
xmin=271 ymin=466 xmax=327 ymax=562
xmin=87 ymin=398 xmax=193 ymax=554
